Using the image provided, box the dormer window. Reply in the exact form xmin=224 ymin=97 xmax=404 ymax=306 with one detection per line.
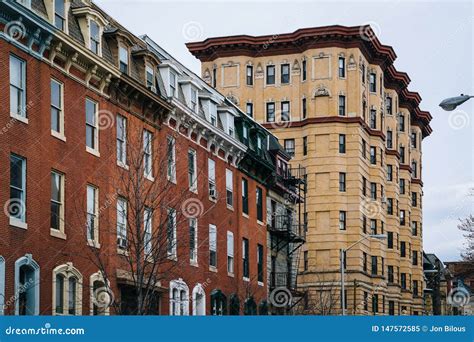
xmin=190 ymin=88 xmax=198 ymax=112
xmin=146 ymin=65 xmax=155 ymax=92
xmin=169 ymin=72 xmax=176 ymax=97
xmin=119 ymin=46 xmax=129 ymax=73
xmin=242 ymin=125 xmax=249 ymax=145
xmin=210 ymin=106 xmax=217 ymax=126
xmin=54 ymin=0 xmax=66 ymax=30
xmin=90 ymin=21 xmax=101 ymax=54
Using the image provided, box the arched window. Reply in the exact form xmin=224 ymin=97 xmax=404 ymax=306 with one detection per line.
xmin=244 ymin=297 xmax=257 ymax=315
xmin=53 ymin=263 xmax=83 ymax=315
xmin=90 ymin=272 xmax=111 ymax=316
xmin=210 ymin=289 xmax=227 ymax=315
xmin=229 ymin=293 xmax=240 ymax=315
xmin=15 ymin=254 xmax=40 ymax=315
xmin=0 ymin=256 xmax=5 ymax=315
xmin=192 ymin=284 xmax=206 ymax=316
xmin=169 ymin=279 xmax=189 ymax=316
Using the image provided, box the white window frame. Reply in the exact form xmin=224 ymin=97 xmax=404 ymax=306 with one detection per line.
xmin=50 ymin=170 xmax=65 ymax=238
xmin=146 ymin=65 xmax=155 ymax=91
xmin=86 ymin=185 xmax=99 ymax=247
xmin=143 ymin=129 xmax=153 ymax=181
xmin=116 ymin=114 xmax=127 ymax=167
xmin=167 ymin=208 xmax=177 ymax=258
xmin=169 ymin=279 xmax=189 ymax=316
xmin=188 ymin=149 xmax=197 ymax=193
xmin=209 ymin=224 xmax=217 ymax=269
xmin=117 ymin=197 xmax=127 ymax=249
xmin=208 ymin=158 xmax=216 ymax=200
xmin=189 ymin=218 xmax=198 ymax=264
xmin=85 ymin=98 xmax=99 ymax=156
xmin=144 ymin=207 xmax=153 ymax=257
xmin=190 ymin=87 xmax=198 ymax=112
xmin=169 ymin=71 xmax=177 ymax=97
xmin=9 ymin=153 xmax=27 ymax=229
xmin=50 ymin=78 xmax=65 ymax=139
xmin=226 ymin=169 xmax=233 ymax=208
xmin=118 ymin=45 xmax=129 ymax=74
xmin=9 ymin=54 xmax=27 ymax=123
xmin=227 ymin=231 xmax=234 ymax=275
xmin=89 ymin=20 xmax=101 ymax=55
xmin=52 ymin=263 xmax=83 ymax=316
xmin=167 ymin=136 xmax=176 ymax=183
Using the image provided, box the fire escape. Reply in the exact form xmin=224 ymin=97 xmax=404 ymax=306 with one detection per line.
xmin=268 ymin=165 xmax=307 ymax=309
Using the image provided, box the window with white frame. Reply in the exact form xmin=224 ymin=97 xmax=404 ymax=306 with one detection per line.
xmin=144 ymin=207 xmax=153 ymax=257
xmin=116 ymin=115 xmax=127 ymax=165
xmin=169 ymin=71 xmax=177 ymax=97
xmin=167 ymin=208 xmax=176 ymax=257
xmin=143 ymin=130 xmax=153 ymax=179
xmin=85 ymin=98 xmax=98 ymax=152
xmin=117 ymin=197 xmax=127 ymax=249
xmin=89 ymin=20 xmax=101 ymax=55
xmin=10 ymin=154 xmax=27 ymax=225
xmin=227 ymin=231 xmax=234 ymax=274
xmin=167 ymin=136 xmax=176 ymax=182
xmin=86 ymin=185 xmax=98 ymax=244
xmin=53 ymin=264 xmax=83 ymax=315
xmin=189 ymin=218 xmax=197 ymax=263
xmin=209 ymin=224 xmax=217 ymax=268
xmin=208 ymin=159 xmax=216 ymax=199
xmin=54 ymin=0 xmax=66 ymax=30
xmin=339 ymin=211 xmax=346 ymax=230
xmin=190 ymin=88 xmax=198 ymax=112
xmin=188 ymin=149 xmax=197 ymax=192
xmin=226 ymin=169 xmax=233 ymax=207
xmin=170 ymin=279 xmax=189 ymax=316
xmin=146 ymin=65 xmax=155 ymax=91
xmin=51 ymin=79 xmax=64 ymax=135
xmin=119 ymin=45 xmax=128 ymax=73
xmin=242 ymin=238 xmax=249 ymax=279
xmin=281 ymin=101 xmax=290 ymax=121
xmin=51 ymin=171 xmax=64 ymax=233
xmin=10 ymin=55 xmax=26 ymax=119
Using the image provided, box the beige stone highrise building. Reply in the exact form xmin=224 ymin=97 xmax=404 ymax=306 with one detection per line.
xmin=187 ymin=25 xmax=432 ymax=315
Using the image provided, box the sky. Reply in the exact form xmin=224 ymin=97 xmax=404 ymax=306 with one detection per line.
xmin=95 ymin=0 xmax=473 ymax=262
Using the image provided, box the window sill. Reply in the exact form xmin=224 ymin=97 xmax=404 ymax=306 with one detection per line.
xmin=208 ymin=196 xmax=217 ymax=203
xmin=167 ymin=254 xmax=177 ymax=262
xmin=167 ymin=177 xmax=177 ymax=185
xmin=117 ymin=248 xmax=129 ymax=256
xmin=226 ymin=205 xmax=234 ymax=211
xmin=258 ymin=281 xmax=264 ymax=287
xmin=117 ymin=160 xmax=129 ymax=170
xmin=50 ymin=228 xmax=66 ymax=240
xmin=10 ymin=113 xmax=28 ymax=124
xmin=51 ymin=130 xmax=67 ymax=142
xmin=86 ymin=146 xmax=100 ymax=158
xmin=190 ymin=260 xmax=198 ymax=267
xmin=87 ymin=239 xmax=101 ymax=249
xmin=243 ymin=277 xmax=250 ymax=282
xmin=209 ymin=266 xmax=217 ymax=273
xmin=242 ymin=213 xmax=249 ymax=219
xmin=228 ymin=272 xmax=234 ymax=277
xmin=189 ymin=188 xmax=198 ymax=194
xmin=145 ymin=174 xmax=155 ymax=182
xmin=257 ymin=220 xmax=265 ymax=227
xmin=10 ymin=217 xmax=27 ymax=230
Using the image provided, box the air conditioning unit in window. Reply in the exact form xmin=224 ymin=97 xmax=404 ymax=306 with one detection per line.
xmin=209 ymin=188 xmax=218 ymax=200
xmin=148 ymin=85 xmax=157 ymax=93
xmin=381 ymin=195 xmax=387 ymax=204
xmin=117 ymin=237 xmax=127 ymax=249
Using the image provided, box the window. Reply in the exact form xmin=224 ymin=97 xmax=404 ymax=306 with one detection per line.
xmin=339 ymin=172 xmax=346 ymax=192
xmin=209 ymin=224 xmax=217 ymax=268
xmin=266 ymin=102 xmax=275 ymax=122
xmin=50 ymin=79 xmax=64 ymax=135
xmin=400 ymin=273 xmax=406 ymax=289
xmin=387 ymin=198 xmax=393 ymax=215
xmin=189 ymin=218 xmax=197 ymax=263
xmin=411 ymin=221 xmax=418 ymax=236
xmin=413 ymin=280 xmax=419 ymax=296
xmin=400 ymin=178 xmax=406 ymax=194
xmin=362 ymin=177 xmax=367 ymax=196
xmin=371 ymin=256 xmax=377 ymax=275
xmin=303 ymin=137 xmax=308 ymax=156
xmin=15 ymin=256 xmax=40 ymax=315
xmin=302 ymin=59 xmax=307 ymax=81
xmin=116 ymin=197 xmax=127 ymax=249
xmin=85 ymin=99 xmax=98 ymax=151
xmin=246 ymin=65 xmax=253 ymax=85
xmin=246 ymin=103 xmax=253 ymax=118
xmin=280 ymin=64 xmax=290 ymax=84
xmin=303 ymin=251 xmax=308 ymax=271
xmin=369 ymin=73 xmax=376 ymax=92
xmin=143 ymin=207 xmax=153 ymax=259
xmin=89 ymin=21 xmax=100 ymax=54
xmin=400 ymin=210 xmax=406 ymax=226
xmin=227 ymin=231 xmax=234 ymax=274
xmin=212 ymin=68 xmax=216 ymax=88
xmin=169 ymin=71 xmax=176 ymax=97
xmin=207 ymin=158 xmax=216 ymax=199
xmin=116 ymin=115 xmax=127 ymax=165
xmin=242 ymin=178 xmax=249 ymax=215
xmin=361 ymin=63 xmax=366 ymax=83
xmin=388 ymin=301 xmax=395 ymax=315
xmin=372 ymin=294 xmax=379 ymax=314
xmin=170 ymin=280 xmax=189 ymax=316
xmin=398 ymin=114 xmax=405 ymax=132
xmin=54 ymin=0 xmax=66 ymax=30
xmin=210 ymin=290 xmax=226 ymax=315
xmin=53 ymin=264 xmax=82 ymax=315
xmin=339 ymin=211 xmax=346 ymax=230
xmin=10 ymin=55 xmax=26 ymax=118
xmin=370 ymin=109 xmax=376 ymax=129
xmin=338 ymin=95 xmax=346 ymax=116
xmin=387 ymin=232 xmax=393 ymax=249
xmin=412 ymin=161 xmax=418 ymax=178
xmin=266 ymin=65 xmax=275 ymax=84
xmin=119 ymin=46 xmax=128 ymax=73
xmin=411 ymin=132 xmax=417 ymax=148
xmin=412 ymin=192 xmax=417 ymax=207
xmin=399 ymin=146 xmax=405 ymax=164
xmin=226 ymin=169 xmax=233 ymax=207
xmin=9 ymin=154 xmax=27 ymax=225
xmin=362 ymin=215 xmax=367 ymax=233
xmin=167 ymin=136 xmax=176 ymax=182
xmin=166 ymin=208 xmax=176 ymax=257
xmin=363 ymin=252 xmax=367 ymax=272
xmin=387 ymin=265 xmax=394 ymax=283
xmin=362 ymin=139 xmax=367 ymax=159
xmin=256 ymin=136 xmax=263 ymax=155
xmin=387 ymin=165 xmax=393 ymax=181
xmin=364 ymin=292 xmax=368 ymax=311
xmin=387 ymin=130 xmax=393 ymax=149
xmin=51 ymin=171 xmax=64 ymax=232
xmin=243 ymin=238 xmax=249 ymax=279
xmin=257 ymin=244 xmax=264 ymax=282
xmin=86 ymin=185 xmax=98 ymax=243
xmin=370 ymin=183 xmax=377 ymax=200
xmin=146 ymin=65 xmax=154 ymax=90
xmin=256 ymin=187 xmax=263 ymax=222
xmin=188 ymin=149 xmax=197 ymax=192
xmin=370 ymin=219 xmax=377 ymax=235
xmin=386 ymin=97 xmax=392 ymax=115
xmin=284 ymin=139 xmax=295 ymax=156
xmin=338 ymin=57 xmax=345 ymax=78
xmin=400 ymin=241 xmax=406 ymax=257
xmin=302 ymin=98 xmax=307 ymax=119
xmin=281 ymin=101 xmax=290 ymax=121
xmin=190 ymin=88 xmax=198 ymax=112
xmin=339 ymin=134 xmax=346 ymax=153
xmin=370 ymin=147 xmax=376 ymax=164
xmin=143 ymin=130 xmax=153 ymax=179
xmin=412 ymin=250 xmax=418 ymax=266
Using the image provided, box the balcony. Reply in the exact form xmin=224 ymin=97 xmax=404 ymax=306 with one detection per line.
xmin=268 ymin=215 xmax=305 ymax=243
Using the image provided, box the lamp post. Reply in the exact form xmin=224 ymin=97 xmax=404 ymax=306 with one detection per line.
xmin=341 ymin=234 xmax=387 ymax=316
xmin=439 ymin=94 xmax=473 ymax=111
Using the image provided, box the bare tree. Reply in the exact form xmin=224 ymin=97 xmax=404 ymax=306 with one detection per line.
xmin=293 ymin=273 xmax=342 ymax=315
xmin=458 ymin=215 xmax=474 ymax=262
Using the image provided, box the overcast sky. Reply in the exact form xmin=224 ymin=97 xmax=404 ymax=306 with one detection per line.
xmin=95 ymin=0 xmax=473 ymax=262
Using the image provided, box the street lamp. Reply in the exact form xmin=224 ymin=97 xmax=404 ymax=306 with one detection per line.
xmin=439 ymin=94 xmax=473 ymax=111
xmin=341 ymin=234 xmax=387 ymax=316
